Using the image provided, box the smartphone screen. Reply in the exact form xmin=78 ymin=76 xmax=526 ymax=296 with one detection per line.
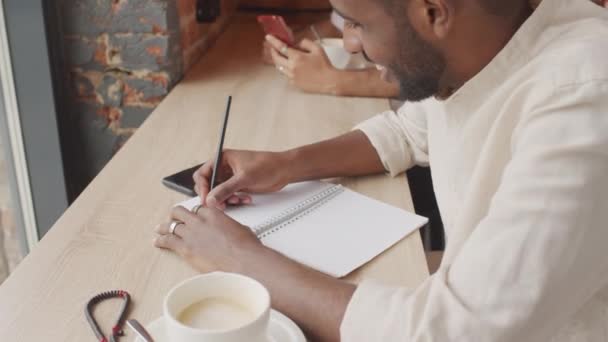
xmin=257 ymin=15 xmax=295 ymax=46
xmin=162 ymin=164 xmax=204 ymax=197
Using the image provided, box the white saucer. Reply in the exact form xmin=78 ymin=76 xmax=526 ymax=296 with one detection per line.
xmin=134 ymin=310 xmax=307 ymax=342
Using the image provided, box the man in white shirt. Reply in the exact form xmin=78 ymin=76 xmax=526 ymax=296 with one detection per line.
xmin=154 ymin=0 xmax=608 ymax=340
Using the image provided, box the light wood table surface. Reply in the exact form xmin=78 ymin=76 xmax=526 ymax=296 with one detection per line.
xmin=0 ymin=15 xmax=428 ymax=341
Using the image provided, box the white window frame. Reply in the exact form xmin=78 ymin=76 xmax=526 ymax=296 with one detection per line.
xmin=0 ymin=1 xmax=69 ymax=252
xmin=0 ymin=0 xmax=38 ymax=251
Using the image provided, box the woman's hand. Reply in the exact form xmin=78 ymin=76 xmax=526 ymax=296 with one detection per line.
xmin=266 ymin=35 xmax=344 ymax=95
xmin=261 ymin=19 xmax=343 ymax=65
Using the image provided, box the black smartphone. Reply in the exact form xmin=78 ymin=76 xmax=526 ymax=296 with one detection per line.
xmin=162 ymin=163 xmax=204 ymax=197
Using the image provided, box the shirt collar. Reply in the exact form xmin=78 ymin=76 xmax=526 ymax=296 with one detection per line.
xmin=440 ymin=0 xmax=558 ymax=112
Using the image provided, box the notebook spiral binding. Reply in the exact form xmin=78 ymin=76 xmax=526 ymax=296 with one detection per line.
xmin=252 ymin=184 xmax=345 ymax=239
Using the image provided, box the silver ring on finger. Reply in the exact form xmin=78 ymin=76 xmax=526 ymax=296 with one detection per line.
xmin=280 ymin=45 xmax=288 ymax=56
xmin=191 ymin=204 xmax=203 ymax=214
xmin=169 ymin=221 xmax=183 ymax=235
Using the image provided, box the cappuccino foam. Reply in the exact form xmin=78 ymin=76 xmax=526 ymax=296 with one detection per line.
xmin=177 ymin=297 xmax=256 ymax=330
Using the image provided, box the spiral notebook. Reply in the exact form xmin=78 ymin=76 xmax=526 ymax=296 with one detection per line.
xmin=178 ymin=181 xmax=428 ymax=277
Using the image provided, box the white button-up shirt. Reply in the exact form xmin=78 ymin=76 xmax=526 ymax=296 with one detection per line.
xmin=342 ymin=0 xmax=608 ymax=340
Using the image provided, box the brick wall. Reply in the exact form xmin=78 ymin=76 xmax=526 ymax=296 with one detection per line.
xmin=56 ymin=0 xmax=237 ymax=198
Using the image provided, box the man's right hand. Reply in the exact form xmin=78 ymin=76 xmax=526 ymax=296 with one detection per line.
xmin=193 ymin=150 xmax=291 ymax=209
xmin=195 ymin=131 xmax=387 ymax=210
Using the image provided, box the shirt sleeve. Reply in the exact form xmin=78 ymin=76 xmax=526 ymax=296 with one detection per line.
xmin=341 ymin=81 xmax=608 ymax=341
xmin=354 ymin=100 xmax=431 ymax=176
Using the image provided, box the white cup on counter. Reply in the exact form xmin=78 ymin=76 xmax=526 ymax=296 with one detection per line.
xmin=319 ymin=38 xmax=369 ymax=70
xmin=163 ymin=272 xmax=271 ymax=342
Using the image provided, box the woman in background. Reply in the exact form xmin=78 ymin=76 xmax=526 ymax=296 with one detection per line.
xmin=262 ymin=11 xmax=400 ymax=98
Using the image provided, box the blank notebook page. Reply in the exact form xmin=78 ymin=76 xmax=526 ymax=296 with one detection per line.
xmin=179 ymin=182 xmax=333 ymax=227
xmin=177 ymin=181 xmax=427 ymax=277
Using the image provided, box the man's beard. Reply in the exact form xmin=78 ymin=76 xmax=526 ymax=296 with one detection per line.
xmin=390 ymin=19 xmax=446 ymax=102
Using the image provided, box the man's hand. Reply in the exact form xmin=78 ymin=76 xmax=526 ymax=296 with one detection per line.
xmin=154 ymin=206 xmax=263 ymax=273
xmin=267 ymin=35 xmax=344 ymax=95
xmin=193 ymin=150 xmax=291 ymax=210
xmin=154 ymin=205 xmax=356 ymax=342
xmin=194 ymin=131 xmax=386 ymax=211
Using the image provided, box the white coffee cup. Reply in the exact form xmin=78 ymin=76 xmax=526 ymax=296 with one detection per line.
xmin=163 ymin=272 xmax=271 ymax=342
xmin=319 ymin=38 xmax=369 ymax=70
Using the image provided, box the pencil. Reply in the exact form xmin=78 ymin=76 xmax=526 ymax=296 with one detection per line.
xmin=210 ymin=96 xmax=232 ymax=190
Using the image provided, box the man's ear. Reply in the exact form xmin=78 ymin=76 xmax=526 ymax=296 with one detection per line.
xmin=408 ymin=0 xmax=454 ymax=40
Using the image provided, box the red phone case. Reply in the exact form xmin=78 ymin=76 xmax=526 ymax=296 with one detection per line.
xmin=257 ymin=15 xmax=295 ymax=46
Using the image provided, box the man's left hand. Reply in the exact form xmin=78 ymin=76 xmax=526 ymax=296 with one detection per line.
xmin=154 ymin=206 xmax=262 ymax=273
